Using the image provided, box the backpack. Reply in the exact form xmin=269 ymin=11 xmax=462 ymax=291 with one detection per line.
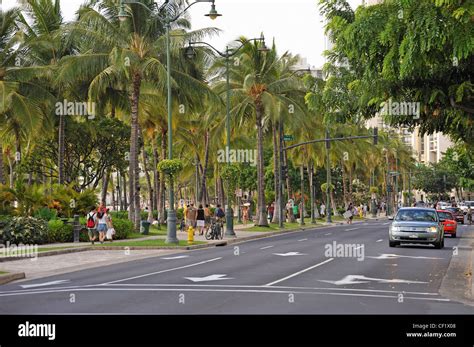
xmin=216 ymin=208 xmax=225 ymax=218
xmin=86 ymin=213 xmax=96 ymax=228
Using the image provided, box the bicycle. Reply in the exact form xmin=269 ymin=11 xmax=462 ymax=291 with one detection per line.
xmin=205 ymin=217 xmax=224 ymax=240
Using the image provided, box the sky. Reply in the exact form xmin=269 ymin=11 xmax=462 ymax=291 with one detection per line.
xmin=3 ymin=0 xmax=362 ymax=68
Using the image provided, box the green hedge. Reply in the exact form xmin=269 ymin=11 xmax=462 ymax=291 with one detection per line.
xmin=0 ymin=217 xmax=49 ymax=245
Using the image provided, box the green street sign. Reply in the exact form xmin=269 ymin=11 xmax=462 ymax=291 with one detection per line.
xmin=284 ymin=135 xmax=294 ymax=141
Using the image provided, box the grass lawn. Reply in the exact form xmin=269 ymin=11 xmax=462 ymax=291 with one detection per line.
xmin=127 ymin=225 xmax=168 ymax=239
xmin=0 ymin=271 xmax=7 ymax=275
xmin=94 ymin=239 xmax=205 ymax=247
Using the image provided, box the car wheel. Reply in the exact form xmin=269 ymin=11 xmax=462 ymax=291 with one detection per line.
xmin=389 ymin=240 xmax=398 ymax=247
xmin=452 ymin=232 xmax=457 ymax=238
xmin=434 ymin=240 xmax=443 ymax=249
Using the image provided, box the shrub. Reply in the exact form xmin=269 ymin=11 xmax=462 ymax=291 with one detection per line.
xmin=111 ymin=218 xmax=133 ymax=239
xmin=110 ymin=211 xmax=128 ymax=219
xmin=47 ymin=220 xmax=74 ymax=243
xmin=0 ymin=217 xmax=49 ymax=245
xmin=35 ymin=207 xmax=58 ymax=221
xmin=176 ymin=208 xmax=183 ymax=221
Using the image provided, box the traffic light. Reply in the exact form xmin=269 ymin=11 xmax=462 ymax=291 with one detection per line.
xmin=373 ymin=127 xmax=378 ymax=145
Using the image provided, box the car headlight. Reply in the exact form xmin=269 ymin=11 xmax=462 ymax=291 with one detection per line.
xmin=426 ymin=226 xmax=438 ymax=233
xmin=391 ymin=226 xmax=400 ymax=232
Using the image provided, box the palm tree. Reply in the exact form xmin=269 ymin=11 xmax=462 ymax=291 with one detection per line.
xmin=213 ymin=38 xmax=305 ymax=226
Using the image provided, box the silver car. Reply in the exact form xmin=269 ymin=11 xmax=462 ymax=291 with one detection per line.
xmin=389 ymin=208 xmax=444 ymax=249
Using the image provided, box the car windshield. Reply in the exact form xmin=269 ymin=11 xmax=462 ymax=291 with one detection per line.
xmin=446 ymin=208 xmax=459 ymax=213
xmin=438 ymin=212 xmax=453 ymax=220
xmin=395 ymin=210 xmax=437 ymax=222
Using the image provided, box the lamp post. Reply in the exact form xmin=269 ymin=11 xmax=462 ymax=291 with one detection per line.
xmin=118 ymin=0 xmax=221 ymax=244
xmin=186 ymin=36 xmax=268 ymax=236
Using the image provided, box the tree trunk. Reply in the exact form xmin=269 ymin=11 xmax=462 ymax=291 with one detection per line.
xmin=129 ymin=72 xmax=142 ymax=230
xmin=255 ymin=103 xmax=268 ymax=226
xmin=152 ymin=140 xmax=159 ymax=214
xmin=0 ymin=143 xmax=5 ymax=185
xmin=330 ymin=189 xmax=338 ymax=216
xmin=271 ymin=121 xmax=280 ymax=224
xmin=158 ymin=128 xmax=167 ymax=224
xmin=199 ymin=129 xmax=210 ymax=205
xmin=101 ymin=169 xmax=110 ymax=204
xmin=7 ymin=155 xmax=13 ymax=188
xmin=341 ymin=160 xmax=348 ymax=208
xmin=349 ymin=165 xmax=353 ymax=204
xmin=122 ymin=171 xmax=128 ymax=211
xmin=58 ymin=113 xmax=65 ymax=185
xmin=111 ymin=173 xmax=116 ymax=210
xmin=142 ymin=145 xmax=154 ymax=222
xmin=117 ymin=171 xmax=123 ymax=210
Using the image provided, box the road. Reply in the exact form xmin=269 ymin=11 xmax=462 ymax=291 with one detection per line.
xmin=1 ymin=219 xmax=473 ymax=314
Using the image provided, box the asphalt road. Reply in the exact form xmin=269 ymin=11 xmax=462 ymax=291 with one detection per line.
xmin=1 ymin=219 xmax=473 ymax=314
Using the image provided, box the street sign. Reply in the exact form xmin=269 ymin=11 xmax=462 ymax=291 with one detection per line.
xmin=283 ymin=135 xmax=294 ymax=141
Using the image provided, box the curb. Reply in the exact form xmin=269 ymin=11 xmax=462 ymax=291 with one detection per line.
xmin=0 ymin=272 xmax=25 ymax=285
xmin=0 ymin=247 xmax=92 ymax=263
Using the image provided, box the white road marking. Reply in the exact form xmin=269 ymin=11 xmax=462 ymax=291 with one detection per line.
xmin=376 ymin=239 xmax=383 ymax=243
xmin=0 ymin=286 xmax=449 ymax=302
xmin=260 ymin=245 xmax=274 ymax=250
xmin=161 ymin=255 xmax=189 ymax=260
xmin=367 ymin=254 xmax=443 ymax=260
xmin=265 ymin=258 xmax=334 ymax=286
xmin=184 ymin=274 xmax=233 ymax=283
xmin=319 ymin=275 xmax=428 ymax=286
xmin=345 ymin=227 xmax=359 ymax=231
xmin=324 ymin=233 xmax=332 ymax=236
xmin=103 ymin=257 xmax=222 ymax=285
xmin=298 ymin=239 xmax=308 ymax=242
xmin=383 ymin=222 xmax=390 ymax=225
xmin=20 ymin=280 xmax=70 ymax=289
xmin=273 ymin=252 xmax=306 ymax=257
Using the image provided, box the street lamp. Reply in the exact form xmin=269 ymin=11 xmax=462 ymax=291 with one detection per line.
xmin=186 ymin=36 xmax=268 ymax=237
xmin=118 ymin=0 xmax=221 ymax=244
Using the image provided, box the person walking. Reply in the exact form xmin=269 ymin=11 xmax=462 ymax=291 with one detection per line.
xmin=196 ymin=204 xmax=206 ymax=236
xmin=242 ymin=205 xmax=249 ymax=225
xmin=86 ymin=207 xmax=98 ymax=245
xmin=105 ymin=208 xmax=115 ymax=242
xmin=320 ymin=203 xmax=326 ymax=218
xmin=204 ymin=204 xmax=211 ymax=231
xmin=268 ymin=203 xmax=275 ymax=222
xmin=186 ymin=203 xmax=197 ymax=235
xmin=346 ymin=203 xmax=354 ymax=224
xmin=96 ymin=207 xmax=108 ymax=244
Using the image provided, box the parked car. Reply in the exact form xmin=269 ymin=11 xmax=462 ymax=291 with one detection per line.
xmin=437 ymin=201 xmax=451 ymax=210
xmin=436 ymin=210 xmax=457 ymax=238
xmin=389 ymin=208 xmax=444 ymax=249
xmin=445 ymin=207 xmax=465 ymax=224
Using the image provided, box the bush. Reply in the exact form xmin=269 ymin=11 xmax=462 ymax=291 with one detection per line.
xmin=111 ymin=218 xmax=133 ymax=239
xmin=0 ymin=217 xmax=49 ymax=245
xmin=110 ymin=211 xmax=128 ymax=219
xmin=47 ymin=220 xmax=74 ymax=243
xmin=35 ymin=207 xmax=58 ymax=221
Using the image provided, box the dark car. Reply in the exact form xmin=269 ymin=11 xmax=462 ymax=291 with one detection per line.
xmin=445 ymin=207 xmax=464 ymax=224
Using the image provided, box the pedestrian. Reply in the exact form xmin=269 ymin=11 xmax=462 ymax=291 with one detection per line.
xmin=346 ymin=203 xmax=354 ymax=224
xmin=268 ymin=203 xmax=275 ymax=222
xmin=86 ymin=207 xmax=98 ymax=245
xmin=96 ymin=206 xmax=108 ymax=244
xmin=293 ymin=203 xmax=298 ymax=221
xmin=320 ymin=203 xmax=326 ymax=217
xmin=105 ymin=208 xmax=115 ymax=242
xmin=186 ymin=203 xmax=197 ymax=235
xmin=242 ymin=205 xmax=249 ymax=225
xmin=363 ymin=203 xmax=368 ymax=217
xmin=204 ymin=204 xmax=211 ymax=230
xmin=196 ymin=204 xmax=206 ymax=236
xmin=359 ymin=204 xmax=363 ymax=218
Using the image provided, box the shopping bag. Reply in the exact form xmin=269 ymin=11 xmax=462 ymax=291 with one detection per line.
xmin=106 ymin=228 xmax=115 ymax=239
xmin=343 ymin=210 xmax=352 ymax=219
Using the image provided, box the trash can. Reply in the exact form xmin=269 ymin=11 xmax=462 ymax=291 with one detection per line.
xmin=140 ymin=221 xmax=151 ymax=235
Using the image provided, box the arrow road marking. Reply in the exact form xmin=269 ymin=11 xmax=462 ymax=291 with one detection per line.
xmin=376 ymin=239 xmax=383 ymax=242
xmin=20 ymin=280 xmax=70 ymax=289
xmin=161 ymin=255 xmax=190 ymax=260
xmin=260 ymin=245 xmax=274 ymax=250
xmin=184 ymin=274 xmax=234 ymax=283
xmin=345 ymin=227 xmax=359 ymax=231
xmin=273 ymin=252 xmax=306 ymax=257
xmin=324 ymin=233 xmax=332 ymax=236
xmin=319 ymin=275 xmax=428 ymax=286
xmin=298 ymin=238 xmax=308 ymax=242
xmin=367 ymin=254 xmax=443 ymax=260
xmin=383 ymin=222 xmax=390 ymax=225
xmin=265 ymin=258 xmax=334 ymax=286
